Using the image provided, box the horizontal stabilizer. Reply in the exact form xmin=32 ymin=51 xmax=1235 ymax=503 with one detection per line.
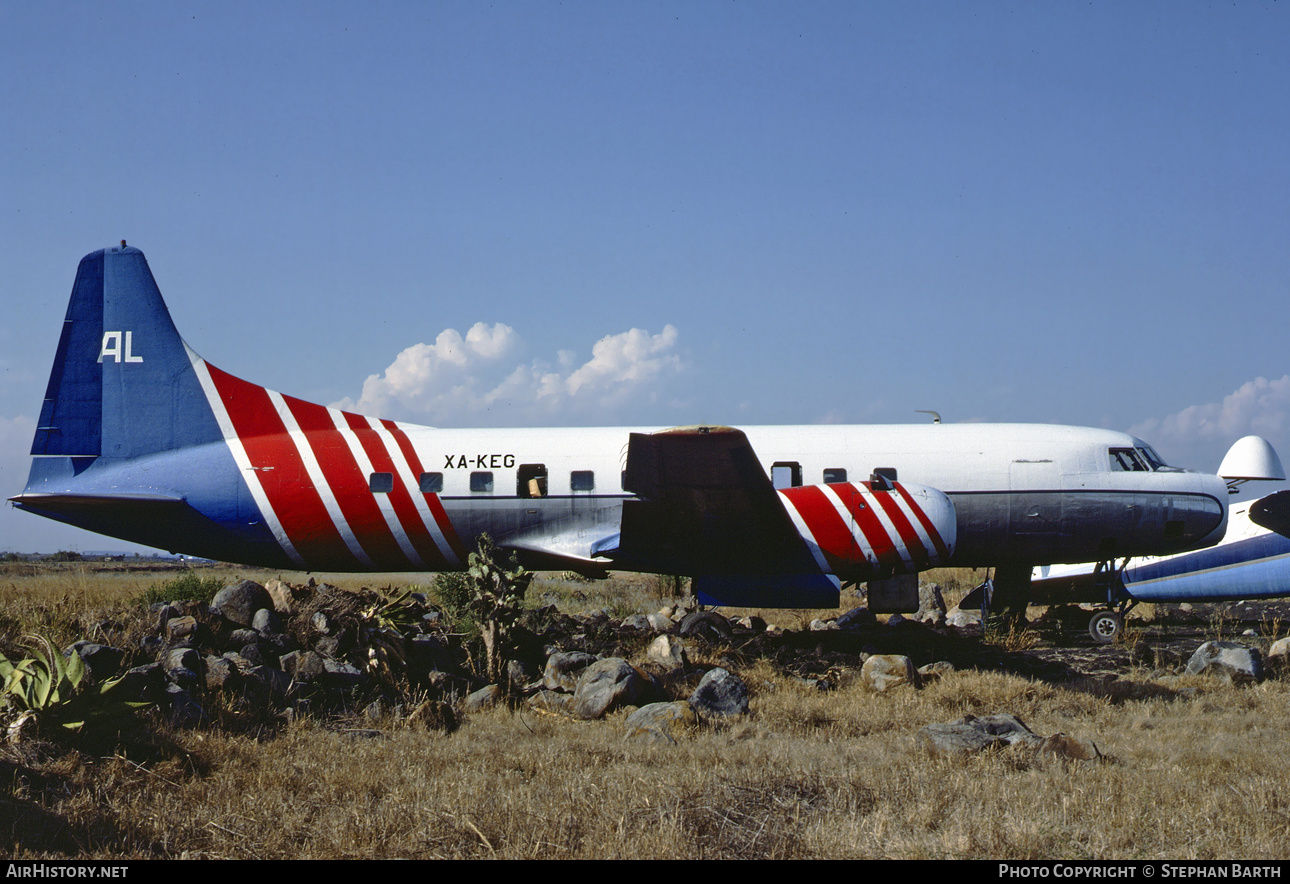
xmin=10 ymin=492 xmax=292 ymax=567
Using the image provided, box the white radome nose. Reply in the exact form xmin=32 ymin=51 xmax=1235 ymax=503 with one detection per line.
xmin=1218 ymin=436 xmax=1285 ymax=482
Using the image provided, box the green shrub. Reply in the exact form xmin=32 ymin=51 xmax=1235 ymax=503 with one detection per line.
xmin=134 ymin=571 xmax=225 ymax=606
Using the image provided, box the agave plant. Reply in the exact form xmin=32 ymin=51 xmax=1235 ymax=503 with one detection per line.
xmin=0 ymin=635 xmax=148 ymax=742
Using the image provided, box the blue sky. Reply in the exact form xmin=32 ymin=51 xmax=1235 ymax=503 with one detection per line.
xmin=2 ymin=1 xmax=1288 ymax=552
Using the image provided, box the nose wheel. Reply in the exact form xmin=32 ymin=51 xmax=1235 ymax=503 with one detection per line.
xmin=1088 ymin=609 xmax=1123 ymax=644
xmin=1086 ymin=558 xmax=1135 ymax=644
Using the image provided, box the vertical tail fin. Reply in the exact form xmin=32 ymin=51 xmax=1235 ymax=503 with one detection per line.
xmin=31 ymin=244 xmax=222 ymax=460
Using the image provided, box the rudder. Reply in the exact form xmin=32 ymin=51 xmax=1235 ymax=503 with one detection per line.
xmin=31 ymin=244 xmax=223 ymax=460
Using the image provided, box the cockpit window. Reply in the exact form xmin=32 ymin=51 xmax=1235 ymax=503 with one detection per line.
xmin=1109 ymin=448 xmax=1149 ymax=471
xmin=1138 ymin=446 xmax=1168 ymax=470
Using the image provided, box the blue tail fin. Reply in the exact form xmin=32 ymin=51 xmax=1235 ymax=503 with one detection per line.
xmin=16 ymin=245 xmax=291 ymax=564
xmin=31 ymin=244 xmax=222 ymax=460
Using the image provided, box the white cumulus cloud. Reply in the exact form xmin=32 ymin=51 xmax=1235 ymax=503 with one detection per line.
xmin=1130 ymin=375 xmax=1290 ymax=472
xmin=333 ymin=323 xmax=684 ymax=426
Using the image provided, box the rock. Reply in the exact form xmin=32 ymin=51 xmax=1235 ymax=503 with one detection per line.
xmin=67 ymin=641 xmax=126 ymax=680
xmin=252 ymin=607 xmax=282 ymax=635
xmin=321 ymin=659 xmax=366 ymax=690
xmin=164 ymin=684 xmax=208 ymax=728
xmin=527 ymin=690 xmax=575 ymax=715
xmin=810 ymin=618 xmax=838 ymax=631
xmin=507 ymin=658 xmax=537 ymax=691
xmin=165 ymin=647 xmax=203 ymax=674
xmin=1266 ymin=638 xmax=1290 ymax=676
xmin=543 ymin=651 xmax=598 ymax=692
xmin=945 ymin=607 xmax=982 ymax=631
xmin=571 ymin=658 xmax=644 ymax=719
xmin=229 ymin=628 xmax=260 ymax=645
xmin=165 ymin=615 xmax=199 ymax=643
xmin=244 ymin=666 xmax=293 ymax=705
xmin=861 ymin=654 xmax=917 ymax=692
xmin=408 ymin=634 xmax=459 ymax=674
xmin=264 ymin=578 xmax=297 ymax=614
xmin=620 ymin=614 xmax=653 ymax=631
xmin=647 ymin=635 xmax=687 ymax=668
xmin=688 ymin=667 xmax=749 ymax=717
xmin=212 ymin=580 xmax=274 ymax=627
xmin=917 ymin=713 xmax=1043 ymax=757
xmin=280 ymin=650 xmax=326 ymax=682
xmin=407 ymin=699 xmax=458 ymax=732
xmin=917 ymin=661 xmax=955 ymax=683
xmin=203 ymin=655 xmax=241 ymax=691
xmin=915 ymin=583 xmax=948 ymax=626
xmin=116 ymin=663 xmax=169 ymax=703
xmin=624 ymin=701 xmax=699 ymax=745
xmin=836 ymin=607 xmax=876 ymax=630
xmin=1185 ymin=641 xmax=1264 ymax=683
xmin=646 ymin=612 xmax=675 ymax=632
xmin=466 ymin=685 xmax=505 ymax=712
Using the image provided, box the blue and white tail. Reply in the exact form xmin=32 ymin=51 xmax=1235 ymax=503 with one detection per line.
xmin=31 ymin=244 xmax=224 ymax=461
xmin=15 ymin=244 xmax=291 ymax=563
xmin=16 ymin=244 xmax=467 ymax=571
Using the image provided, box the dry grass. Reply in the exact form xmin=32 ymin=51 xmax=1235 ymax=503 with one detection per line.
xmin=3 ymin=564 xmax=1290 ymax=859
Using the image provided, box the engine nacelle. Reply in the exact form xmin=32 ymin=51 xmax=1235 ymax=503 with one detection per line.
xmin=778 ymin=480 xmax=956 ymax=582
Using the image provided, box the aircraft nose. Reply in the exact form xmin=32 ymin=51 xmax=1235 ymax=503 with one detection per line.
xmin=1189 ymin=474 xmax=1230 ymax=549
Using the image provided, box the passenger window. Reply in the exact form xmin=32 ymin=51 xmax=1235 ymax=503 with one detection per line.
xmin=823 ymin=468 xmax=847 ymax=484
xmin=470 ymin=471 xmax=494 ymax=493
xmin=771 ymin=461 xmax=802 ymax=489
xmin=870 ymin=468 xmax=897 ymax=491
xmin=418 ymin=472 xmax=443 ymax=493
xmin=571 ymin=470 xmax=595 ymax=492
xmin=369 ymin=472 xmax=394 ymax=493
xmin=517 ymin=464 xmax=548 ymax=498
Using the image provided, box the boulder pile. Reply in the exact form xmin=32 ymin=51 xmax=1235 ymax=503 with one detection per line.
xmin=39 ymin=576 xmax=1287 ymax=748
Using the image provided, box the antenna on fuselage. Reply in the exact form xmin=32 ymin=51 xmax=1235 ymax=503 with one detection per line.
xmin=915 ymin=410 xmax=941 ymax=424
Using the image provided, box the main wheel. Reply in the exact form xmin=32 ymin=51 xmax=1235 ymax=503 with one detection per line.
xmin=1088 ymin=610 xmax=1122 ymax=644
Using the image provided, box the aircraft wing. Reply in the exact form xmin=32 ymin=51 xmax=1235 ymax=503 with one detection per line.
xmin=611 ymin=425 xmax=823 ymax=578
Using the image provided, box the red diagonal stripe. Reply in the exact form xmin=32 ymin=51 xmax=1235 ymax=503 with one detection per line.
xmin=837 ymin=484 xmax=904 ymax=570
xmin=781 ymin=485 xmax=856 ymax=573
xmin=893 ymin=483 xmax=951 ymax=562
xmin=382 ymin=420 xmax=469 ymax=562
xmin=204 ymin=365 xmax=360 ymax=570
xmin=867 ymin=481 xmax=930 ymax=569
xmin=283 ymin=397 xmax=410 ymax=569
xmin=344 ymin=413 xmax=451 ymax=569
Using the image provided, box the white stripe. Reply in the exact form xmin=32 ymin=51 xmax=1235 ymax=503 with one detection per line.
xmin=842 ymin=483 xmax=915 ymax=569
xmin=268 ymin=391 xmax=374 ymax=568
xmin=777 ymin=491 xmax=834 ymax=575
xmin=820 ymin=484 xmax=881 ymax=567
xmin=329 ymin=409 xmax=423 ymax=568
xmin=369 ymin=418 xmax=461 ymax=567
xmin=186 ymin=348 xmax=305 ymax=568
xmin=888 ymin=486 xmax=938 ymax=560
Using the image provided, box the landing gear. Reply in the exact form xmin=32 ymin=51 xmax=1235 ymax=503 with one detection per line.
xmin=1088 ymin=609 xmax=1122 ymax=644
xmin=1086 ymin=558 xmax=1136 ymax=644
xmin=987 ymin=564 xmax=1033 ymax=630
